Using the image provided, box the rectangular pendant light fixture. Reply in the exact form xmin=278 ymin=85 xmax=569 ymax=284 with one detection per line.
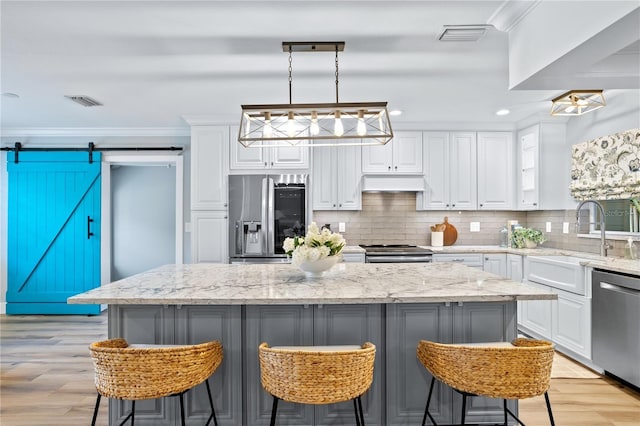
xmin=238 ymin=42 xmax=393 ymax=148
xmin=550 ymin=90 xmax=606 ymax=116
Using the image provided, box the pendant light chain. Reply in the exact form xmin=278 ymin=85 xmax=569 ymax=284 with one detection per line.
xmin=288 ymin=46 xmax=293 ymax=104
xmin=335 ymin=45 xmax=340 ymax=103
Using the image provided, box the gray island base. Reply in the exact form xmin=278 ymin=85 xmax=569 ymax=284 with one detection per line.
xmin=69 ymin=262 xmax=556 ymax=426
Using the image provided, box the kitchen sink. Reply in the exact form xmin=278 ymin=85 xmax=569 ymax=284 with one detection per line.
xmin=525 ymin=255 xmax=588 ymax=295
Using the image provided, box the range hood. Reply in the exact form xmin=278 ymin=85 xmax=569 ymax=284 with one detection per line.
xmin=361 ymin=175 xmax=425 ymax=192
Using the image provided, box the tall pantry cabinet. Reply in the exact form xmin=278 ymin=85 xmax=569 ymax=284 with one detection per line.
xmin=190 ymin=126 xmax=229 ymax=263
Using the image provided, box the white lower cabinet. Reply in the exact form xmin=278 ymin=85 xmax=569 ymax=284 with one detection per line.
xmin=342 ymin=253 xmax=365 ymax=263
xmin=518 ymin=281 xmax=552 ymax=339
xmin=432 ymin=253 xmax=483 ymax=268
xmin=483 ymin=253 xmax=506 ymax=277
xmin=552 ymin=288 xmax=591 ymax=359
xmin=191 ymin=211 xmax=228 ymax=263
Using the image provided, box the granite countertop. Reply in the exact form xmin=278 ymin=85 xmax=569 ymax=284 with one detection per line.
xmin=67 ymin=262 xmax=556 ymax=306
xmin=423 ymin=245 xmax=640 ymax=276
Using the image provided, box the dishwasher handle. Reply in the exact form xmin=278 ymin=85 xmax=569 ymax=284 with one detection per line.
xmin=600 ymin=281 xmax=640 ymax=297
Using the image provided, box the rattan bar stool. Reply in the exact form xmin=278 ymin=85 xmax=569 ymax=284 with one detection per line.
xmin=89 ymin=338 xmax=223 ymax=426
xmin=258 ymin=342 xmax=376 ymax=426
xmin=417 ymin=338 xmax=555 ymax=426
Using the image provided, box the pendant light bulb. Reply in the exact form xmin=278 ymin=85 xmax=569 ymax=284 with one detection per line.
xmin=334 ymin=110 xmax=344 ymax=137
xmin=310 ymin=111 xmax=320 ymax=136
xmin=244 ymin=113 xmax=251 ymax=136
xmin=263 ymin=112 xmax=272 ymax=138
xmin=357 ymin=110 xmax=367 ymax=136
xmin=287 ymin=111 xmax=296 ymax=137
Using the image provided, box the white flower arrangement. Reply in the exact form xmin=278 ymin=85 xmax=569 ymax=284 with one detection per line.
xmin=283 ymin=222 xmax=345 ymax=267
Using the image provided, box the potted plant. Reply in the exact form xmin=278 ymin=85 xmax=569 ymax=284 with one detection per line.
xmin=283 ymin=222 xmax=345 ymax=276
xmin=511 ymin=227 xmax=546 ymax=249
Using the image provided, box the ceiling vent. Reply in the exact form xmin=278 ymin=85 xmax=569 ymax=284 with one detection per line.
xmin=437 ymin=25 xmax=491 ymax=42
xmin=65 ymin=95 xmax=103 ymax=107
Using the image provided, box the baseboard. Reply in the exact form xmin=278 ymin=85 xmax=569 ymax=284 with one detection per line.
xmin=0 ymin=302 xmax=5 ymax=315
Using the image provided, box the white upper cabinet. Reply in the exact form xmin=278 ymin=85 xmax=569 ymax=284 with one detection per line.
xmin=312 ymin=145 xmax=362 ymax=210
xmin=477 ymin=131 xmax=514 ymax=210
xmin=362 ymin=131 xmax=423 ymax=174
xmin=229 ymin=126 xmax=309 ymax=171
xmin=517 ymin=125 xmax=540 ymax=210
xmin=190 ymin=125 xmax=229 ymax=210
xmin=420 ymin=131 xmax=476 ymax=210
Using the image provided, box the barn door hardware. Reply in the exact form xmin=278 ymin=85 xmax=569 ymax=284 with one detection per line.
xmin=87 ymin=216 xmax=95 ymax=239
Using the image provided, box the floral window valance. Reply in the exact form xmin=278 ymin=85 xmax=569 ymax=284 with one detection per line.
xmin=570 ymin=128 xmax=640 ymax=200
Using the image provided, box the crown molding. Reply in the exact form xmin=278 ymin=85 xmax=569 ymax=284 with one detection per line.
xmin=0 ymin=127 xmax=190 ymax=138
xmin=182 ymin=115 xmax=237 ymax=126
xmin=487 ymin=0 xmax=542 ymax=32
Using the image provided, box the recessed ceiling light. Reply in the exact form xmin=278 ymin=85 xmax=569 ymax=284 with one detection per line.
xmin=389 ymin=109 xmax=403 ymax=116
xmin=1 ymin=92 xmax=20 ymax=98
xmin=496 ymin=109 xmax=510 ymax=116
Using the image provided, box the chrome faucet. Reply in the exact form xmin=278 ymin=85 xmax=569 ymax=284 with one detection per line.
xmin=575 ymin=200 xmax=608 ymax=257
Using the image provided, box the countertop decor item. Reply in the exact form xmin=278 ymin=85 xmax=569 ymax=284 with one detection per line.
xmin=442 ymin=217 xmax=458 ymax=246
xmin=283 ymin=222 xmax=345 ymax=277
xmin=511 ymin=227 xmax=546 ymax=249
xmin=238 ymin=41 xmax=393 ymax=148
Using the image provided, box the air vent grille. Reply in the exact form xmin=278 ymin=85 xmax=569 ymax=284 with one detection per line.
xmin=438 ymin=25 xmax=491 ymax=42
xmin=65 ymin=95 xmax=103 ymax=107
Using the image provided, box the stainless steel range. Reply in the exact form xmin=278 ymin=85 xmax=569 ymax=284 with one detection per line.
xmin=360 ymin=244 xmax=433 ymax=263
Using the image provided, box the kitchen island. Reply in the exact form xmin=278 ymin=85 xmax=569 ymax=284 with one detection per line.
xmin=69 ymin=262 xmax=556 ymax=426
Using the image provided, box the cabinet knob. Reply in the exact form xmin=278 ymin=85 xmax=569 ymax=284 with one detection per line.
xmin=394 ymin=166 xmax=398 ymax=170
xmin=533 ymin=202 xmax=537 ymax=206
xmin=333 ymin=204 xmax=336 ymax=207
xmin=264 ymin=162 xmax=267 ymax=166
xmin=224 ymin=203 xmax=228 ymax=207
xmin=479 ymin=203 xmax=483 ymax=207
xmin=224 ymin=216 xmax=228 ymax=219
xmin=388 ymin=166 xmax=391 ymax=171
xmin=271 ymin=162 xmax=274 ymax=166
xmin=339 ymin=204 xmax=342 ymax=207
xmin=452 ymin=204 xmax=456 ymax=207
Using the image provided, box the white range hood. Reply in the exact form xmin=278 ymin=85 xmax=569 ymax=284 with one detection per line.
xmin=361 ymin=175 xmax=425 ymax=192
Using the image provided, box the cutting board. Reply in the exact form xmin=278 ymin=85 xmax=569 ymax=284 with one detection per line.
xmin=443 ymin=216 xmax=458 ymax=246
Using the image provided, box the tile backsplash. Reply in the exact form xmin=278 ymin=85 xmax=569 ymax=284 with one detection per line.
xmin=313 ymin=193 xmax=631 ymax=257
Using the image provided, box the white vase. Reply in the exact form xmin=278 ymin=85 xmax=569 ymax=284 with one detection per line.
xmin=524 ymin=239 xmax=537 ymax=249
xmin=298 ymin=256 xmax=340 ymax=277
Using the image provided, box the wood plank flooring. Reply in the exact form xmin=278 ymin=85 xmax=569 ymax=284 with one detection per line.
xmin=1 ymin=313 xmax=639 ymax=425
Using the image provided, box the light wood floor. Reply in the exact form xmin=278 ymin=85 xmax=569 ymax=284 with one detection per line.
xmin=1 ymin=313 xmax=639 ymax=426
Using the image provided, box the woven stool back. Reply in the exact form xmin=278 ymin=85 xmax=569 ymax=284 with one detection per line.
xmin=417 ymin=338 xmax=554 ymax=399
xmin=258 ymin=342 xmax=376 ymax=405
xmin=89 ymin=338 xmax=223 ymax=400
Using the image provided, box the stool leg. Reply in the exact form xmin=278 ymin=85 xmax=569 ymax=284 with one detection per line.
xmin=353 ymin=398 xmax=361 ymax=426
xmin=270 ymin=395 xmax=279 ymax=426
xmin=421 ymin=376 xmax=436 ymax=426
xmin=357 ymin=395 xmax=365 ymax=426
xmin=460 ymin=394 xmax=467 ymax=425
xmin=178 ymin=392 xmax=186 ymax=426
xmin=503 ymin=399 xmax=508 ymax=426
xmin=91 ymin=394 xmax=101 ymax=426
xmin=544 ymin=391 xmax=555 ymax=426
xmin=205 ymin=379 xmax=218 ymax=426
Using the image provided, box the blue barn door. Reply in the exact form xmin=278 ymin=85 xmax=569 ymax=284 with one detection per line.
xmin=6 ymin=151 xmax=101 ymax=315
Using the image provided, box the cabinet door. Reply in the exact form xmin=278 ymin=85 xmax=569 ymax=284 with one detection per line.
xmin=552 ymin=289 xmax=591 ymax=359
xmin=336 ymin=145 xmax=362 ymax=210
xmin=271 ymin=145 xmax=309 ymax=169
xmin=191 ymin=211 xmax=228 ymax=263
xmin=314 ymin=304 xmax=384 ymax=426
xmin=362 ymin=141 xmax=393 ymax=173
xmin=230 ymin=142 xmax=268 ymax=170
xmin=506 ymin=254 xmax=523 ymax=282
xmin=244 ymin=305 xmax=314 ymax=426
xmin=477 ymin=132 xmax=513 ymax=210
xmin=191 ymin=126 xmax=229 ymax=210
xmin=176 ymin=306 xmax=243 ymax=426
xmin=449 ymin=132 xmax=477 ymax=210
xmin=392 ymin=131 xmax=423 ymax=174
xmin=483 ymin=253 xmax=507 ymax=278
xmin=312 ymin=147 xmax=337 ymax=210
xmin=108 ymin=305 xmax=175 ymax=426
xmin=518 ymin=281 xmax=552 ymax=339
xmin=422 ymin=132 xmax=450 ymax=210
xmin=453 ymin=302 xmax=517 ymax=424
xmin=517 ymin=125 xmax=539 ymax=210
xmin=386 ymin=304 xmax=453 ymax=425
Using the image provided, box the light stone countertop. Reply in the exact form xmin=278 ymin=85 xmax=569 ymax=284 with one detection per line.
xmin=68 ymin=262 xmax=556 ymax=305
xmin=423 ymin=245 xmax=640 ymax=276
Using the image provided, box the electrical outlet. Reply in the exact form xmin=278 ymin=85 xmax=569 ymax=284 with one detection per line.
xmin=339 ymin=222 xmax=346 ymax=232
xmin=546 ymin=222 xmax=552 ymax=232
xmin=470 ymin=222 xmax=480 ymax=232
xmin=563 ymin=222 xmax=569 ymax=234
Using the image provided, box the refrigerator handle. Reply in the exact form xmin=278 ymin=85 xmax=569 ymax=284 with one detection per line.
xmin=261 ymin=177 xmax=268 ymax=255
xmin=267 ymin=177 xmax=275 ymax=255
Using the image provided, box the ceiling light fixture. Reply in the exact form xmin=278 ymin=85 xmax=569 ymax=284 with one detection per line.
xmin=238 ymin=41 xmax=393 ymax=148
xmin=495 ymin=109 xmax=510 ymax=116
xmin=550 ymin=90 xmax=605 ymax=116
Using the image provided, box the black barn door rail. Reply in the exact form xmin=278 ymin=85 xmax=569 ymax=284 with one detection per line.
xmin=1 ymin=142 xmax=183 ymax=164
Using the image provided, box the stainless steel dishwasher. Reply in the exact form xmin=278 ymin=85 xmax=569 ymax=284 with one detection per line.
xmin=592 ymin=269 xmax=640 ymax=388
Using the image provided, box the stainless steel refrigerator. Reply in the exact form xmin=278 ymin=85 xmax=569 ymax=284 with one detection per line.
xmin=228 ymin=174 xmax=308 ymax=263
